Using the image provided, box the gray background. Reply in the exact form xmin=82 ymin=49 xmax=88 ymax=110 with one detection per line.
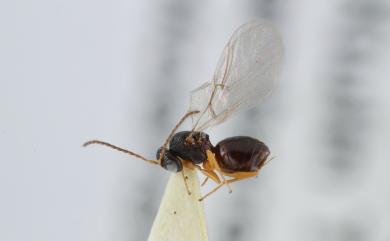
xmin=1 ymin=0 xmax=390 ymax=241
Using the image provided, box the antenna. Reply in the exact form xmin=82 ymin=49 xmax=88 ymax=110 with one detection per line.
xmin=83 ymin=140 xmax=158 ymax=165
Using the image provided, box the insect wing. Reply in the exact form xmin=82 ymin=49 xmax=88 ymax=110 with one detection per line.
xmin=189 ymin=20 xmax=284 ymax=131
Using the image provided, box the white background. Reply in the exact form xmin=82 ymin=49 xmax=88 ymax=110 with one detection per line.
xmin=1 ymin=0 xmax=390 ymax=241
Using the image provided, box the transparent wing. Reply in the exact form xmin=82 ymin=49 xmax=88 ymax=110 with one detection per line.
xmin=189 ymin=20 xmax=284 ymax=131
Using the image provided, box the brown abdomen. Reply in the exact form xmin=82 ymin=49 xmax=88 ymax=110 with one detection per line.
xmin=214 ymin=136 xmax=270 ymax=173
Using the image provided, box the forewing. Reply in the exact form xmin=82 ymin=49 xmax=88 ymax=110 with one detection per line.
xmin=189 ymin=20 xmax=284 ymax=131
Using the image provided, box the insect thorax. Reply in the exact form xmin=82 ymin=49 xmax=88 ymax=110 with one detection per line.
xmin=157 ymin=131 xmax=213 ymax=172
xmin=169 ymin=131 xmax=213 ymax=164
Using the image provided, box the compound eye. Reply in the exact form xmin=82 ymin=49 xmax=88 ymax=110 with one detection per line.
xmin=163 ymin=158 xmax=181 ymax=172
xmin=157 ymin=148 xmax=183 ymax=173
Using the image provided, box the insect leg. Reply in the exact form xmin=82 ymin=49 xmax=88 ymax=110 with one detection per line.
xmin=181 ymin=169 xmax=191 ymax=195
xmin=195 ymin=166 xmax=221 ymax=184
xmin=198 ymin=172 xmax=258 ymax=202
xmin=198 ymin=182 xmax=225 ymax=201
xmin=200 ymin=177 xmax=209 ymax=186
xmin=205 ymin=150 xmax=232 ymax=193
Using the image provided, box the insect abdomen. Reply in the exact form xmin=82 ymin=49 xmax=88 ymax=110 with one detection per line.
xmin=214 ymin=136 xmax=270 ymax=173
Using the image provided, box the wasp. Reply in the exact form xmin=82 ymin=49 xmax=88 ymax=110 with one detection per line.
xmin=84 ymin=20 xmax=283 ymax=201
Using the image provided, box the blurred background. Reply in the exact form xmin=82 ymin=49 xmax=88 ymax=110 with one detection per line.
xmin=1 ymin=0 xmax=390 ymax=241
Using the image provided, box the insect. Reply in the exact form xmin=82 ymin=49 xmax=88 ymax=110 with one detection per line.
xmin=83 ymin=20 xmax=283 ymax=201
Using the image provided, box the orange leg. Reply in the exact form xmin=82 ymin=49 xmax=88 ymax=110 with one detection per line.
xmin=196 ymin=166 xmax=221 ymax=184
xmin=198 ymin=171 xmax=258 ymax=202
xmin=184 ymin=160 xmax=221 ymax=184
xmin=205 ymin=150 xmax=232 ymax=193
